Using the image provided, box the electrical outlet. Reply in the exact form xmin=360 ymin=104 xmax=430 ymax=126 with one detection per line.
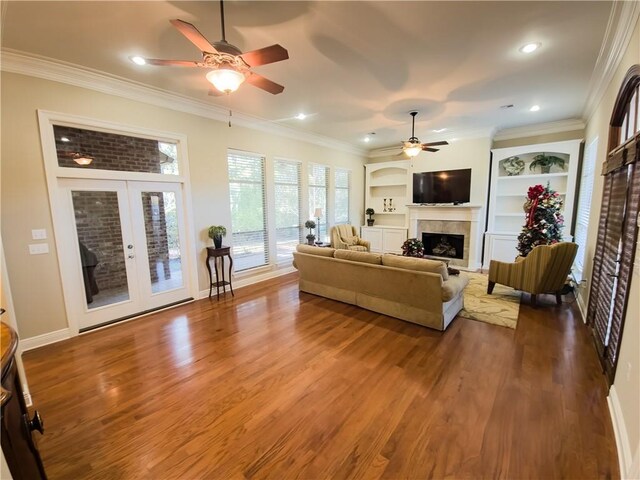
xmin=28 ymin=244 xmax=49 ymax=255
xmin=31 ymin=229 xmax=47 ymax=240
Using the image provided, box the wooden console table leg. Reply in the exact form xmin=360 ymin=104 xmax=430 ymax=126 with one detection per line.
xmin=221 ymin=256 xmax=226 ymax=296
xmin=206 ymin=256 xmax=213 ymax=298
xmin=214 ymin=257 xmax=220 ymax=300
xmin=228 ymin=254 xmax=235 ymax=297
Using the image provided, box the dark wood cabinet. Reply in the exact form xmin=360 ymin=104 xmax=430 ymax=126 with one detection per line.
xmin=1 ymin=322 xmax=47 ymax=479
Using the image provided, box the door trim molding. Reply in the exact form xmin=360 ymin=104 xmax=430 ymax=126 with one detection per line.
xmin=37 ymin=110 xmax=200 ymax=336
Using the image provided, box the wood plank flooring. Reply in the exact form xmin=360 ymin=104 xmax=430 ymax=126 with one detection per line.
xmin=23 ymin=273 xmax=619 ymax=479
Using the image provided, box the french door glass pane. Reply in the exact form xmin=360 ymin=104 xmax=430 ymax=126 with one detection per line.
xmin=72 ymin=191 xmax=130 ymax=309
xmin=53 ymin=125 xmax=180 ymax=174
xmin=141 ymin=192 xmax=183 ymax=293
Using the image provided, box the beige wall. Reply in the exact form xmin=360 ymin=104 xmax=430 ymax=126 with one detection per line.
xmin=579 ymin=16 xmax=640 ymax=477
xmin=0 ymin=72 xmax=366 ymax=339
xmin=368 ymin=136 xmax=493 ymax=207
xmin=492 ymin=129 xmax=585 ymax=149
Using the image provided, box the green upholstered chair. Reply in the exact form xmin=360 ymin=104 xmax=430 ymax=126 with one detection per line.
xmin=487 ymin=242 xmax=578 ymax=306
xmin=330 ymin=224 xmax=370 ymax=252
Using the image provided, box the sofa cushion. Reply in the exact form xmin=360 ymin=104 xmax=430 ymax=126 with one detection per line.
xmin=381 ymin=255 xmax=449 ymax=280
xmin=441 ymin=274 xmax=470 ymax=302
xmin=334 ymin=249 xmax=382 ymax=265
xmin=296 ymin=244 xmax=336 ymax=257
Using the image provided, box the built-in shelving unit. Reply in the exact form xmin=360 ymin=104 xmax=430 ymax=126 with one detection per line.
xmin=484 ymin=139 xmax=582 ymax=267
xmin=363 ymin=161 xmax=410 ymax=252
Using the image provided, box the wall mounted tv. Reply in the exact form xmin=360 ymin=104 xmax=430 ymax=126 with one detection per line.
xmin=412 ymin=168 xmax=472 ymax=204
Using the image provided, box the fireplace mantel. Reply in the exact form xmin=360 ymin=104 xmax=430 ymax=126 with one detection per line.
xmin=406 ymin=204 xmax=484 ymax=270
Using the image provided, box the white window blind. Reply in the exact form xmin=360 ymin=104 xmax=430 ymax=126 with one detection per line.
xmin=274 ymin=159 xmax=302 ymax=263
xmin=227 ymin=151 xmax=268 ymax=272
xmin=309 ymin=163 xmax=329 ymax=242
xmin=334 ymin=168 xmax=350 ymax=224
xmin=574 ymin=137 xmax=598 ymax=281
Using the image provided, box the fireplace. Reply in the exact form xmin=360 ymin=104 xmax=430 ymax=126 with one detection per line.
xmin=422 ymin=233 xmax=464 ymax=260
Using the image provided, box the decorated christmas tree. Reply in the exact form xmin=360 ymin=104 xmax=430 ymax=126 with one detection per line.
xmin=516 ymin=183 xmax=564 ymax=257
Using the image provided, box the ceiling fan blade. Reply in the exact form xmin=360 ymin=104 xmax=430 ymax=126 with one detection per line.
xmin=170 ymin=19 xmax=218 ymax=53
xmin=422 ymin=141 xmax=449 ymax=147
xmin=245 ymin=73 xmax=285 ymax=95
xmin=422 ymin=147 xmax=440 ymax=152
xmin=144 ymin=58 xmax=201 ymax=67
xmin=240 ymin=44 xmax=289 ymax=67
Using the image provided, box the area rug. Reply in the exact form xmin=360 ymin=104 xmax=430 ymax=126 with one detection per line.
xmin=458 ymin=272 xmax=521 ymax=329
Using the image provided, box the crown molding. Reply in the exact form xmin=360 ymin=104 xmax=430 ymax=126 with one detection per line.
xmin=493 ymin=118 xmax=585 ymax=141
xmin=0 ymin=49 xmax=367 ymax=157
xmin=367 ymin=125 xmax=495 ymax=158
xmin=582 ymin=1 xmax=640 ymax=122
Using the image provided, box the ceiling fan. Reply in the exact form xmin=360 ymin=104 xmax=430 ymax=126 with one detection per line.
xmin=401 ymin=111 xmax=449 ymax=157
xmin=137 ymin=0 xmax=289 ymax=95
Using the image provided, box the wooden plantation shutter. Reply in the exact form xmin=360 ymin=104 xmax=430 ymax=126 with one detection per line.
xmin=587 ymin=64 xmax=640 ymax=384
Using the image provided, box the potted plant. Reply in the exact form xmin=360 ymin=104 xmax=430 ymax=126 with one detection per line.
xmin=304 ymin=220 xmax=316 ymax=245
xmin=365 ymin=208 xmax=375 ymax=226
xmin=529 ymin=153 xmax=565 ymax=174
xmin=208 ymin=225 xmax=227 ymax=249
xmin=401 ymin=238 xmax=424 ymax=257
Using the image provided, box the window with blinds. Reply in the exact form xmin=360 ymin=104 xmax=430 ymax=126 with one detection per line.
xmin=227 ymin=151 xmax=268 ymax=272
xmin=274 ymin=159 xmax=302 ymax=263
xmin=309 ymin=164 xmax=329 ymax=242
xmin=573 ymin=137 xmax=598 ymax=281
xmin=334 ymin=169 xmax=350 ymax=225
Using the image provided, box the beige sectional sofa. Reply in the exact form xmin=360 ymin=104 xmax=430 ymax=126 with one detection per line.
xmin=292 ymin=244 xmax=469 ymax=331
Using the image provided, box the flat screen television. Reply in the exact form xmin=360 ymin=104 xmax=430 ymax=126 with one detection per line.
xmin=412 ymin=168 xmax=472 ymax=204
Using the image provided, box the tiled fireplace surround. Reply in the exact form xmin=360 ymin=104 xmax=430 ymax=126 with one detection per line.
xmin=407 ymin=205 xmax=483 ymax=270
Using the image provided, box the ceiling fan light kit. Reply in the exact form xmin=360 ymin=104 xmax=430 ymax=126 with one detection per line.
xmin=400 ymin=111 xmax=449 ymax=158
xmin=206 ymin=68 xmax=245 ymax=93
xmin=138 ymin=0 xmax=288 ymax=96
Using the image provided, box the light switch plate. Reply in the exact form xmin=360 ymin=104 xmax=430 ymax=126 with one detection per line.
xmin=29 ymin=244 xmax=49 ymax=255
xmin=31 ymin=229 xmax=47 ymax=240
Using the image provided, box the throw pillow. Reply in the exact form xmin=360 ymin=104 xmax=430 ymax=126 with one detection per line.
xmin=343 ymin=236 xmax=358 ymax=246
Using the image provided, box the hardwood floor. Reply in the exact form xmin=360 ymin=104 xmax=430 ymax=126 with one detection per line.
xmin=23 ymin=273 xmax=619 ymax=479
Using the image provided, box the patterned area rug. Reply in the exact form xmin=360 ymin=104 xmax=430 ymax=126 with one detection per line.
xmin=458 ymin=272 xmax=521 ymax=329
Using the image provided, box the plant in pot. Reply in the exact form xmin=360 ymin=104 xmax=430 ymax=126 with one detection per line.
xmin=365 ymin=208 xmax=375 ymax=226
xmin=208 ymin=225 xmax=227 ymax=249
xmin=401 ymin=238 xmax=424 ymax=258
xmin=304 ymin=220 xmax=316 ymax=245
xmin=529 ymin=153 xmax=565 ymax=174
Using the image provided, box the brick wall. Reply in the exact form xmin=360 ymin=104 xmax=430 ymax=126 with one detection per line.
xmin=72 ymin=191 xmax=129 ymax=292
xmin=53 ymin=125 xmax=172 ymax=173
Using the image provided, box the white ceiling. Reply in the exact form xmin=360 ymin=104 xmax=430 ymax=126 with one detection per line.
xmin=2 ymin=1 xmax=612 ymax=149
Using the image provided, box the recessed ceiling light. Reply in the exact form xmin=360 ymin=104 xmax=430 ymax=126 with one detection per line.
xmin=519 ymin=42 xmax=541 ymax=54
xmin=433 ymin=128 xmax=447 ymax=133
xmin=295 ymin=113 xmax=306 ymax=120
xmin=364 ymin=136 xmax=371 ymax=143
xmin=530 ymin=105 xmax=540 ymax=112
xmin=60 ymin=137 xmax=70 ymax=142
xmin=130 ymin=56 xmax=146 ymax=66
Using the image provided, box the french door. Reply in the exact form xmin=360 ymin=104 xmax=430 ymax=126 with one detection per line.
xmin=57 ymin=179 xmax=191 ymax=331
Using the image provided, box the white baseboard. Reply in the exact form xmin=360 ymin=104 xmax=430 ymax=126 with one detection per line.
xmin=608 ymin=385 xmax=638 ymax=479
xmin=199 ymin=266 xmax=296 ymax=299
xmin=576 ymin=290 xmax=588 ymax=324
xmin=20 ymin=328 xmax=71 ymax=351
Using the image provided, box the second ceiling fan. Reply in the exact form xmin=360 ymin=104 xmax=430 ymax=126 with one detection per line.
xmin=401 ymin=111 xmax=449 ymax=157
xmin=138 ymin=0 xmax=289 ymax=95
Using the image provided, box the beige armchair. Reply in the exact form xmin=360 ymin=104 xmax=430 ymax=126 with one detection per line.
xmin=487 ymin=242 xmax=578 ymax=306
xmin=330 ymin=224 xmax=370 ymax=252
